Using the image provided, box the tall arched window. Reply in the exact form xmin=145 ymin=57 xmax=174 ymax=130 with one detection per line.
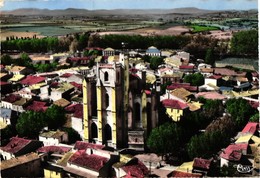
xmin=91 ymin=122 xmax=98 ymax=139
xmin=104 ymin=124 xmax=112 ymax=141
xmin=104 ymin=71 xmax=109 ymax=81
xmin=135 ymin=103 xmax=141 ymax=122
xmin=105 ymin=93 xmax=109 ymax=108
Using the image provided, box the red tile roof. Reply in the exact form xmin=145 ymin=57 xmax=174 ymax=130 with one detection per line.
xmin=162 ymin=99 xmax=188 ymax=110
xmin=209 ymin=75 xmax=222 ymax=80
xmin=122 ymin=160 xmax=149 ymax=178
xmin=74 ymin=141 xmax=105 ymax=150
xmin=65 ymin=104 xmax=83 ymax=118
xmin=37 ymin=145 xmax=71 ymax=154
xmin=69 ymin=150 xmax=108 ymax=171
xmin=248 ymin=101 xmax=259 ymax=109
xmin=20 ymin=75 xmax=45 ymax=85
xmin=1 ymin=137 xmax=31 ymax=154
xmin=2 ymin=94 xmax=21 ymax=103
xmin=220 ymin=143 xmax=248 ymax=161
xmin=242 ymin=122 xmax=259 ymax=134
xmin=213 ymin=68 xmax=246 ymax=77
xmin=25 ymin=101 xmax=48 ymax=112
xmin=169 ymin=170 xmax=202 ymax=177
xmin=179 ymin=65 xmax=195 ymax=69
xmin=70 ymin=82 xmax=82 ymax=91
xmin=167 ymin=83 xmax=197 ymax=92
xmin=145 ymin=90 xmax=151 ymax=95
xmin=196 ymin=92 xmax=226 ymax=100
xmin=60 ymin=73 xmax=73 ymax=78
xmin=50 ymin=81 xmax=59 ymax=88
xmin=193 ymin=158 xmax=212 ymax=170
xmin=0 ymin=81 xmax=10 ymax=85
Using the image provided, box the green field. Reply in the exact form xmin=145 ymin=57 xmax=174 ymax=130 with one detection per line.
xmin=190 ymin=25 xmax=220 ymax=32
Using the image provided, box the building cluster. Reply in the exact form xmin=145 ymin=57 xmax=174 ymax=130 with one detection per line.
xmin=1 ymin=46 xmax=259 ymax=177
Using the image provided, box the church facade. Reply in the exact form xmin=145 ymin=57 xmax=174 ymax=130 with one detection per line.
xmin=82 ymin=53 xmax=160 ymax=150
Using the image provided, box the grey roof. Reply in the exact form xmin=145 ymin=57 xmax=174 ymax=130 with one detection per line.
xmin=0 ymin=108 xmax=12 ymax=119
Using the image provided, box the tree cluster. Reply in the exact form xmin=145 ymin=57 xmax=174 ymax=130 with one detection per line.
xmin=1 ymin=32 xmax=90 ymax=53
xmin=225 ymin=97 xmax=257 ymax=129
xmin=16 ymin=105 xmax=66 ymax=139
xmin=147 ymin=122 xmax=184 ymax=158
xmin=183 ymin=73 xmax=204 ymax=86
xmin=230 ymin=29 xmax=258 ymax=56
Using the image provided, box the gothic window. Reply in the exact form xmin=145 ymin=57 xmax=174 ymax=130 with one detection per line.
xmin=91 ymin=122 xmax=98 ymax=138
xmin=104 ymin=71 xmax=109 ymax=81
xmin=105 ymin=93 xmax=109 ymax=107
xmin=104 ymin=124 xmax=112 ymax=141
xmin=135 ymin=103 xmax=141 ymax=122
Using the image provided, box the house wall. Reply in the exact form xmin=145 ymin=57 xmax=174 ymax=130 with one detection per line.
xmin=39 ymin=136 xmax=60 ymax=146
xmin=67 ymin=163 xmax=99 ymax=177
xmin=205 ymin=78 xmax=217 ymax=86
xmin=165 ymin=108 xmax=184 ymax=122
xmin=44 ymin=169 xmax=62 ymax=178
xmin=220 ymin=158 xmax=229 ymax=167
xmin=50 ymin=91 xmax=63 ymax=102
xmin=1 ymin=158 xmax=42 ymax=177
xmin=1 ymin=101 xmax=13 ymax=109
xmin=0 ymin=151 xmax=13 ymax=160
xmin=113 ymin=167 xmax=127 ymax=178
xmin=12 ymin=105 xmax=25 ymax=113
xmin=0 ymin=116 xmax=11 ymax=125
xmin=71 ymin=117 xmax=84 ymax=139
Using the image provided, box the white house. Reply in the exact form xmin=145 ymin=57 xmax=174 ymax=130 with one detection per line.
xmin=39 ymin=130 xmax=68 ymax=146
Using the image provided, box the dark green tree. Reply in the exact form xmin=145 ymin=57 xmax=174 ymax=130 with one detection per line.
xmin=0 ymin=54 xmax=13 ymax=65
xmin=226 ymin=98 xmax=256 ymax=128
xmin=61 ymin=127 xmax=82 ymax=144
xmin=16 ymin=111 xmax=46 ymax=138
xmin=147 ymin=122 xmax=183 ymax=158
xmin=184 ymin=73 xmax=204 ymax=86
xmin=205 ymin=48 xmax=215 ymax=66
xmin=45 ymin=105 xmax=66 ymax=130
xmin=230 ymin=30 xmax=258 ymax=56
xmin=15 ymin=52 xmax=32 ymax=67
xmin=149 ymin=56 xmax=164 ymax=70
xmin=249 ymin=113 xmax=259 ymax=122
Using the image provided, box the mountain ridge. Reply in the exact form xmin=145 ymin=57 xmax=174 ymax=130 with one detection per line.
xmin=2 ymin=7 xmax=256 ymax=16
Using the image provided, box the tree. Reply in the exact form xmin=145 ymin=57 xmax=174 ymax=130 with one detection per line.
xmin=249 ymin=113 xmax=259 ymax=122
xmin=1 ymin=125 xmax=17 ymax=145
xmin=45 ymin=105 xmax=66 ymax=130
xmin=187 ymin=131 xmax=230 ymax=159
xmin=147 ymin=122 xmax=183 ymax=158
xmin=230 ymin=30 xmax=258 ymax=56
xmin=226 ymin=98 xmax=257 ymax=128
xmin=149 ymin=56 xmax=164 ymax=70
xmin=0 ymin=54 xmax=13 ymax=65
xmin=184 ymin=73 xmax=204 ymax=86
xmin=205 ymin=48 xmax=215 ymax=66
xmin=16 ymin=111 xmax=46 ymax=138
xmin=15 ymin=52 xmax=32 ymax=67
xmin=61 ymin=127 xmax=82 ymax=144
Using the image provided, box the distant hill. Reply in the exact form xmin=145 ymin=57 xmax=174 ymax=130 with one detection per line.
xmin=1 ymin=7 xmax=224 ymax=16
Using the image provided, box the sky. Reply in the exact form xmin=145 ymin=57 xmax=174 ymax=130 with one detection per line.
xmin=0 ymin=0 xmax=258 ymax=11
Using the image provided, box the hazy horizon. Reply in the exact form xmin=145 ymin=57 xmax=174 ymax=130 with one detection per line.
xmin=1 ymin=0 xmax=258 ymax=11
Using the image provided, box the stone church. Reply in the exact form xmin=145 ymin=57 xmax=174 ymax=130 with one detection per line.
xmin=82 ymin=53 xmax=160 ymax=150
